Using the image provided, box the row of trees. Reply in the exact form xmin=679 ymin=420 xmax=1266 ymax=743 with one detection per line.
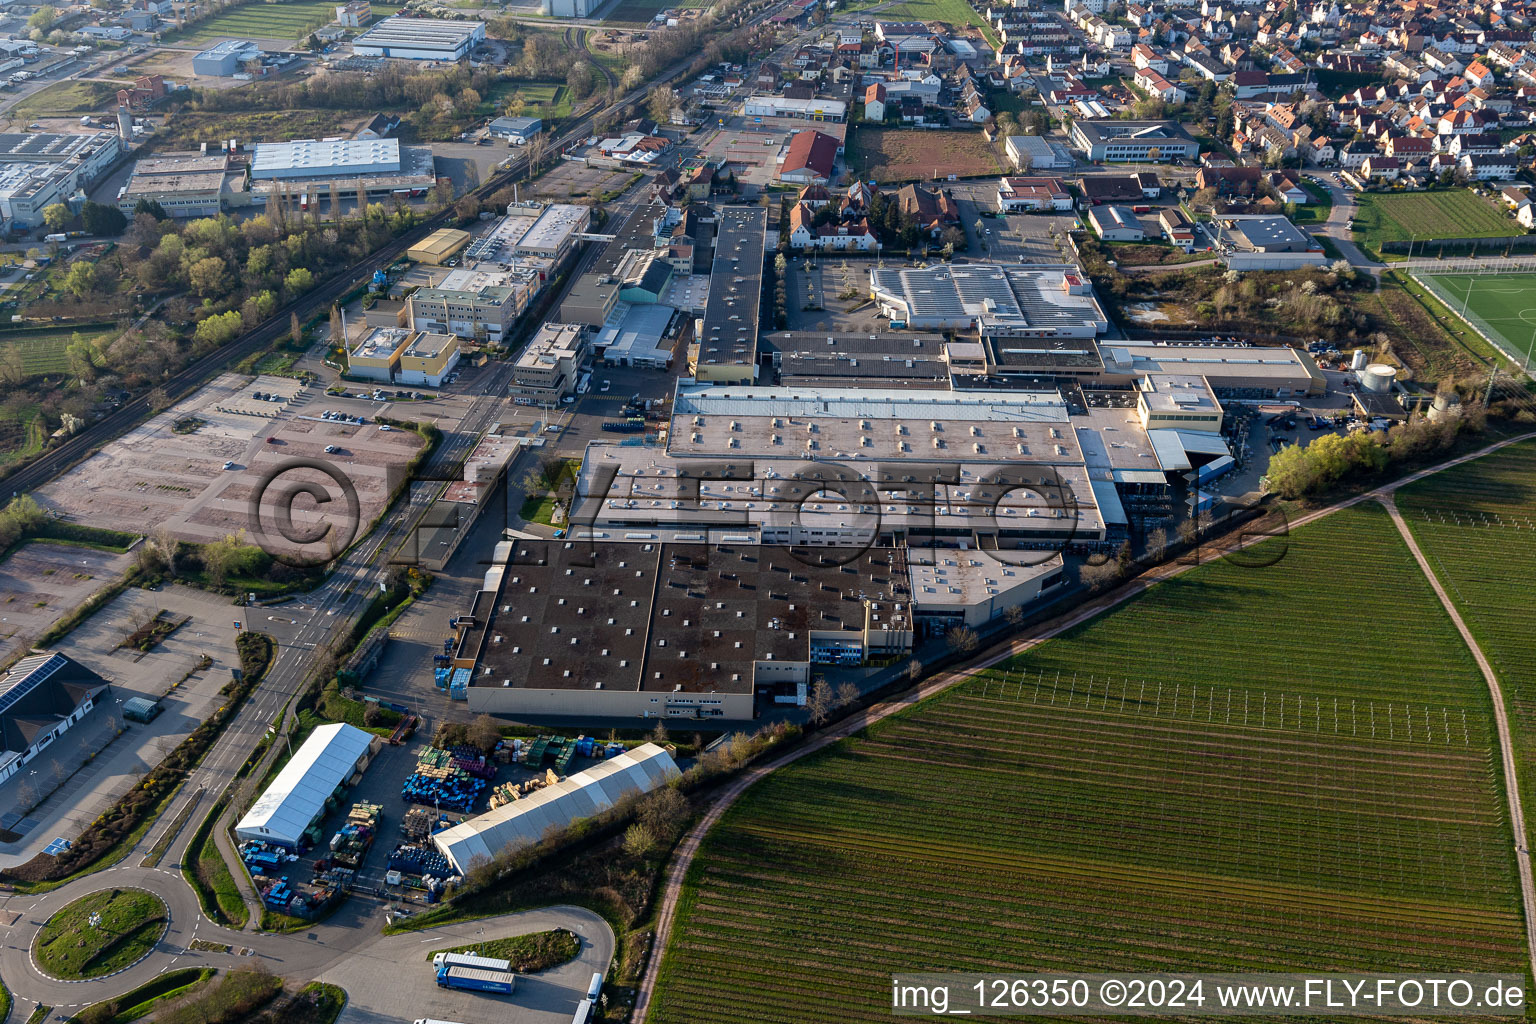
xmin=1264 ymin=408 xmax=1485 ymax=498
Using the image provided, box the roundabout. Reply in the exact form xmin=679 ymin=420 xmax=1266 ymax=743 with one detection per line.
xmin=31 ymin=888 xmax=169 ymax=982
xmin=0 ymin=861 xmax=615 ymax=1023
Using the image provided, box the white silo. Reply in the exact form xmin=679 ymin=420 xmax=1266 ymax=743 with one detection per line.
xmin=116 ymin=105 xmax=132 ymax=142
xmin=1349 ymin=349 xmax=1368 ymax=371
xmin=1360 ymin=363 xmax=1397 ymax=394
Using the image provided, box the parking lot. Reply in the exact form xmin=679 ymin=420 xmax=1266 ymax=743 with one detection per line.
xmin=35 ymin=373 xmax=429 ymax=559
xmin=529 ymin=160 xmax=642 ymax=202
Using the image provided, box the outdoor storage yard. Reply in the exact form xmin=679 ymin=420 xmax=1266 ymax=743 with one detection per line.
xmin=648 ymin=504 xmax=1525 ymax=1023
xmin=845 ymin=127 xmax=1002 ymax=182
xmin=34 ymin=373 xmax=426 ymax=559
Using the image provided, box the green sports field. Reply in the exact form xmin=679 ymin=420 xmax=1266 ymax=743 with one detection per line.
xmin=1415 ymin=271 xmax=1536 ymax=369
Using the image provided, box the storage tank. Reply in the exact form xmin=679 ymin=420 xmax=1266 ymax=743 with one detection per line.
xmin=1360 ymin=363 xmax=1397 ymax=393
xmin=1350 ymin=349 xmax=1369 ymax=371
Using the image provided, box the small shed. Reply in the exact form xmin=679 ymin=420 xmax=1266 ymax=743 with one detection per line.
xmin=122 ymin=696 xmax=162 ymax=723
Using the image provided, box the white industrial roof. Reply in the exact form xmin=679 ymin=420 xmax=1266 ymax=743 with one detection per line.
xmin=434 ymin=743 xmax=680 ymax=872
xmin=236 ymin=723 xmax=373 ymax=846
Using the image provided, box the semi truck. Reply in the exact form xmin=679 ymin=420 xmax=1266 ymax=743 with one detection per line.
xmin=571 ymin=999 xmax=593 ymax=1024
xmin=435 ymin=965 xmax=515 ymax=994
xmin=432 ymin=951 xmax=512 ymax=973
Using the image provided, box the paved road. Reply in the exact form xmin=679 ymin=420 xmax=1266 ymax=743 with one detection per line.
xmin=1311 ymin=177 xmax=1382 ymax=271
xmin=629 ymin=429 xmax=1536 ymax=1023
xmin=1380 ymin=493 xmax=1536 ymax=983
xmin=0 ymin=861 xmax=612 ymax=1022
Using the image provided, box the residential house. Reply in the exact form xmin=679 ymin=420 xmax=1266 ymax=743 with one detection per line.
xmin=895 ymin=183 xmax=960 ymax=236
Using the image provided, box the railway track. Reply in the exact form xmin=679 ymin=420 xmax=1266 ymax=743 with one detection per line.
xmin=0 ymin=34 xmax=728 ymax=497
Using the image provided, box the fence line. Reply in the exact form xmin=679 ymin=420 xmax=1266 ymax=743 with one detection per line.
xmin=1409 ymin=268 xmax=1536 ymax=373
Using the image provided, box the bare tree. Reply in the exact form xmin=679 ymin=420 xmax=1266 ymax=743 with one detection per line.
xmin=650 ymin=720 xmax=669 ymax=745
xmin=945 ymin=626 xmax=980 ymax=655
xmin=835 ymin=681 xmax=859 ymax=709
xmin=1002 ymin=604 xmax=1025 ymax=626
xmin=1080 ymin=557 xmax=1124 ymax=592
xmin=1146 ymin=526 xmax=1169 ymax=562
xmin=905 ymin=658 xmax=924 ymax=682
xmin=152 ymin=524 xmax=179 ymax=577
xmin=806 ymin=679 xmax=833 ymax=725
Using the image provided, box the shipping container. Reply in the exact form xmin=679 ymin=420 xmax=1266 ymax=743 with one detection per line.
xmin=436 ymin=965 xmax=515 ymax=994
xmin=433 ymin=951 xmax=512 ymax=973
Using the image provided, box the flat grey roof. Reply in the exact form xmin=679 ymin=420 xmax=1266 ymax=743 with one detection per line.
xmin=699 ymin=206 xmax=767 ymax=369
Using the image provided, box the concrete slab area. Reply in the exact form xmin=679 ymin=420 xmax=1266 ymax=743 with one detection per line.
xmin=36 ymin=373 xmax=427 ymax=560
xmin=0 ymin=543 xmax=135 ymax=665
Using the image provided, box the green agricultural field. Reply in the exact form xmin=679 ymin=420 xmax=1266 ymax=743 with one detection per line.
xmin=649 ymin=505 xmax=1525 ymax=1024
xmin=163 ymin=0 xmax=400 ymax=45
xmin=604 ymin=0 xmax=671 ymax=25
xmin=1351 ymin=189 xmax=1522 ymax=256
xmin=488 ymin=81 xmax=573 ymax=120
xmin=1414 ymin=272 xmax=1536 ymax=370
xmin=1399 ymin=439 xmax=1536 ymax=850
xmin=33 ymin=888 xmax=167 ymax=980
xmin=0 ymin=324 xmax=118 ymax=379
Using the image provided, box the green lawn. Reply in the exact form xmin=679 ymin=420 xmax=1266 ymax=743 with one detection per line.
xmin=0 ymin=324 xmax=119 ymax=379
xmin=423 ymin=929 xmax=581 ymax=972
xmin=518 ymin=493 xmax=560 ymax=526
xmin=604 ymin=0 xmax=672 ymax=25
xmin=874 ymin=0 xmax=998 ymax=46
xmin=1399 ymin=440 xmax=1536 ymax=855
xmin=69 ymin=968 xmax=216 ymax=1024
xmin=1290 ymin=180 xmax=1332 ymax=226
xmin=182 ymin=800 xmax=249 ymax=929
xmin=1351 ymin=189 xmax=1522 ymax=255
xmin=162 ymin=0 xmax=401 ymax=44
xmin=1413 ymin=271 xmax=1536 ymax=370
xmin=33 ymin=889 xmax=167 ymax=980
xmin=10 ymin=81 xmax=126 ymax=119
xmin=488 ymin=80 xmax=573 ymax=120
xmin=649 ymin=505 xmax=1525 ymax=1023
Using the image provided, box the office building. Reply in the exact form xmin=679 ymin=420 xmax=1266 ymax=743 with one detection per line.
xmin=0 ymin=652 xmax=111 ymax=786
xmin=0 ymin=132 xmax=120 ymax=230
xmin=511 ymin=322 xmax=586 ymax=402
xmin=1070 ymin=119 xmax=1198 ymax=161
xmin=115 ymin=152 xmax=237 ymax=217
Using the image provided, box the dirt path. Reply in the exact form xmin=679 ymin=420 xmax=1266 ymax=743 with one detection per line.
xmin=629 ymin=430 xmax=1536 ymax=1023
xmin=1380 ymin=494 xmax=1536 ymax=982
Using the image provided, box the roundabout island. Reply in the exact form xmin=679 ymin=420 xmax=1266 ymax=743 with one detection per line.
xmin=31 ymin=888 xmax=169 ymax=982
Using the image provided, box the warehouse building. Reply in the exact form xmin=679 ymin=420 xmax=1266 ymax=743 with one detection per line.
xmin=1097 ymin=342 xmax=1324 ymax=397
xmin=869 ymin=264 xmax=1109 ymax=340
xmin=742 ymin=95 xmax=847 ymax=121
xmin=408 ymin=227 xmax=472 ymax=265
xmin=351 ymin=16 xmax=484 ymax=60
xmin=115 ymin=152 xmax=239 ymax=217
xmin=0 ymin=652 xmax=111 ymax=786
xmin=192 ymin=38 xmax=263 ymax=76
xmin=349 ymin=326 xmax=457 ymax=385
xmin=454 ymin=541 xmax=913 ymax=720
xmin=0 ymin=132 xmax=120 ymax=230
xmin=692 ymin=206 xmax=765 ymax=384
xmin=235 ymin=723 xmax=378 ymax=849
xmin=1210 ymin=214 xmax=1327 ymax=271
xmin=432 ymin=744 xmax=680 ymax=872
xmin=251 ymin=137 xmax=402 ymax=180
xmin=487 ymin=115 xmax=542 ymax=142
